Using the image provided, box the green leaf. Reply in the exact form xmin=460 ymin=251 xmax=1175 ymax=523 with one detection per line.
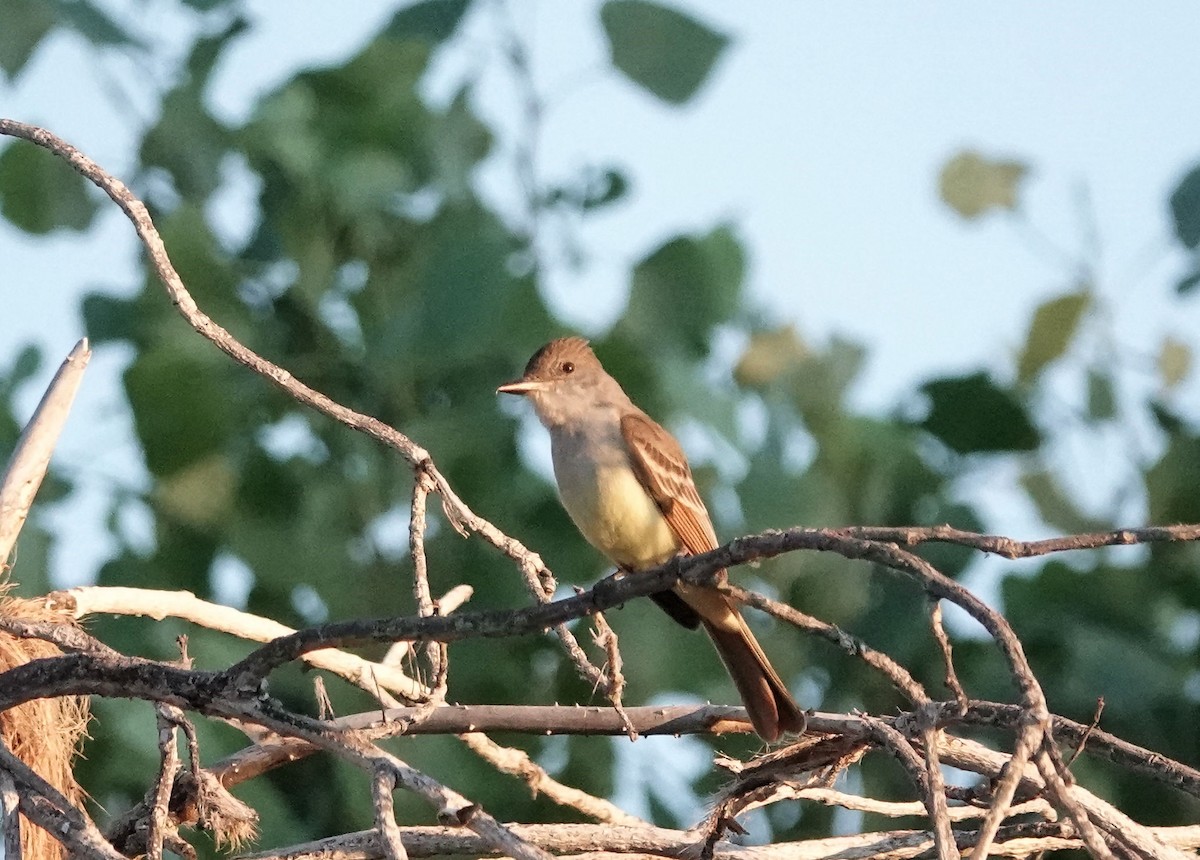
xmin=1158 ymin=336 xmax=1191 ymax=389
xmin=10 ymin=344 xmax=42 ymax=384
xmin=920 ymin=372 xmax=1039 ymax=454
xmin=1148 ymin=434 xmax=1200 ymax=527
xmin=0 ymin=345 xmax=43 ymax=448
xmin=430 ymin=86 xmax=493 ymax=200
xmin=0 ymin=142 xmax=99 ymax=234
xmin=155 ymin=454 xmax=236 ymax=528
xmin=622 ymin=224 xmax=744 ymax=356
xmin=139 ymin=90 xmax=231 ymax=204
xmin=1020 ymin=468 xmax=1105 ymax=534
xmin=1176 ymin=268 xmax=1200 ymax=296
xmin=1002 ymin=561 xmax=1184 ymax=717
xmin=1085 ymin=369 xmax=1116 ymax=421
xmin=734 ymin=325 xmax=807 ymax=388
xmin=1017 ymin=290 xmax=1090 ymax=383
xmin=55 ymin=0 xmax=143 ymax=48
xmin=600 ymin=0 xmax=729 ymax=105
xmin=384 ymin=0 xmax=471 ymax=42
xmin=6 ymin=519 xmax=52 ymax=595
xmin=938 ymin=150 xmax=1028 ymax=219
xmin=123 ymin=348 xmax=235 ymax=477
xmin=544 ymin=167 xmax=630 ymax=212
xmin=580 ymin=168 xmax=628 ymax=210
xmin=1148 ymin=400 xmax=1184 ymax=435
xmin=135 ymin=19 xmax=244 ymax=201
xmin=82 ymin=293 xmax=140 ymax=344
xmin=542 ymin=166 xmax=628 ymax=214
xmin=186 ymin=15 xmax=249 ymax=85
xmin=1169 ymin=164 xmax=1200 ymax=249
xmin=0 ymin=0 xmax=55 ymax=80
xmin=790 ymin=336 xmax=866 ymax=433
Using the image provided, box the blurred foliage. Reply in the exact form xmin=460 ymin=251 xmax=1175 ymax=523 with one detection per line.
xmin=1 ymin=0 xmax=1199 ymax=854
xmin=600 ymin=0 xmax=729 ymax=105
xmin=0 ymin=140 xmax=99 ymax=233
xmin=938 ymin=150 xmax=1029 ymax=220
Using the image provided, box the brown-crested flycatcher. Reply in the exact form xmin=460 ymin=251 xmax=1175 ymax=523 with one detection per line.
xmin=498 ymin=337 xmax=805 ymax=741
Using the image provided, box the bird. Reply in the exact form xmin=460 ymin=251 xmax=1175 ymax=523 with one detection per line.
xmin=497 ymin=336 xmax=805 ymax=741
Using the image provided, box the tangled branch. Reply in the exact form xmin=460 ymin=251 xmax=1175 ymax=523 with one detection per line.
xmin=0 ymin=117 xmax=1198 ymax=860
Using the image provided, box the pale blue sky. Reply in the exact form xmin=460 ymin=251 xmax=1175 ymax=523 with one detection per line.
xmin=3 ymin=1 xmax=1200 ymax=589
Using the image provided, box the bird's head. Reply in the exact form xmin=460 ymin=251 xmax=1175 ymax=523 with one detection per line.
xmin=497 ymin=337 xmax=623 ymax=427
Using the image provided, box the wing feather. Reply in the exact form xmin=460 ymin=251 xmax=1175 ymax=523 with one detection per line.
xmin=620 ymin=412 xmax=806 ymax=740
xmin=620 ymin=412 xmax=718 ymax=555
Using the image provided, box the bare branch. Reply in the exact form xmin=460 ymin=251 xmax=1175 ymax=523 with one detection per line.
xmin=967 ymin=717 xmax=1043 ymax=860
xmin=589 ymin=610 xmax=634 ymax=738
xmin=928 ymin=600 xmax=968 ymax=712
xmin=47 ymin=586 xmax=428 ymax=700
xmin=724 ymin=583 xmax=927 ymax=704
xmin=147 ymin=705 xmax=181 ymax=860
xmin=457 ymin=732 xmax=646 ymax=827
xmin=383 ymin=585 xmax=474 ymax=667
xmin=0 ymin=738 xmax=123 ymax=860
xmin=372 ymin=767 xmax=409 ymax=860
xmin=745 ymin=785 xmax=1056 ymax=823
xmin=839 ymin=523 xmax=1200 ymax=559
xmin=916 ymin=714 xmax=956 ymax=860
xmin=1034 ymin=748 xmax=1116 ymax=860
xmin=1068 ymin=698 xmax=1106 ymax=769
xmin=235 ymin=821 xmax=1200 ymax=860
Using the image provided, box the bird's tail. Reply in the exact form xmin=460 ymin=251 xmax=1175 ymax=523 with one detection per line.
xmin=702 ymin=614 xmax=806 ymax=742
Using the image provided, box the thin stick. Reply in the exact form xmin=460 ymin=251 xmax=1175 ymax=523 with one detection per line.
xmin=457 ymin=732 xmax=646 ymax=827
xmin=48 ymin=586 xmax=428 ymax=700
xmin=968 ymin=717 xmax=1043 ymax=860
xmin=232 ymin=820 xmax=1200 ymax=860
xmin=372 ymin=767 xmax=409 ymax=860
xmin=590 ymin=609 xmax=635 ymax=738
xmin=1067 ymin=698 xmax=1105 ymax=768
xmin=1035 ymin=749 xmax=1115 ymax=860
xmin=928 ymin=600 xmax=968 ymax=712
xmin=917 ymin=714 xmax=957 ymax=860
xmin=840 ymin=523 xmax=1200 ymax=560
xmin=725 ymin=583 xmax=927 ymax=704
xmin=147 ymin=705 xmax=181 ymax=860
xmin=0 ymin=768 xmax=20 ymax=860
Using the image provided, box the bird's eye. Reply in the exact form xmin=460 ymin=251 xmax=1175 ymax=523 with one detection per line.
xmin=561 ymin=361 xmax=575 ymax=374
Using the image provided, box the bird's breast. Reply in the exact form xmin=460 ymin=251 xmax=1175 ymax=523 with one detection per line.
xmin=551 ymin=430 xmax=679 ymax=570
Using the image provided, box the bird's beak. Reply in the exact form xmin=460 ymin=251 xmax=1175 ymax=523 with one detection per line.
xmin=496 ymin=378 xmax=541 ymax=395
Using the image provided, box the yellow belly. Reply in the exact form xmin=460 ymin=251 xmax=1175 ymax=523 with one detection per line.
xmin=557 ymin=460 xmax=679 ymax=570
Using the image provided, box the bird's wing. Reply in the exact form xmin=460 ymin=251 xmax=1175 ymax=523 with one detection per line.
xmin=622 ymin=412 xmax=806 ymax=741
xmin=620 ymin=411 xmax=719 ymax=555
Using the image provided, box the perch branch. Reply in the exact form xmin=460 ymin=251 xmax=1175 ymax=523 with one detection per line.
xmin=839 ymin=523 xmax=1200 ymax=559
